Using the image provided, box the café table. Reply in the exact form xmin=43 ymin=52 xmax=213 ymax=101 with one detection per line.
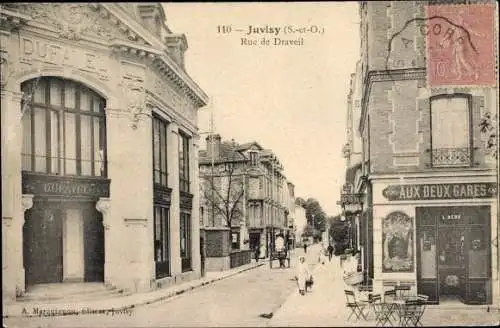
xmin=387 ymin=296 xmax=427 ymax=327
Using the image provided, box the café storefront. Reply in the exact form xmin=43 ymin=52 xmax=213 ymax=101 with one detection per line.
xmin=373 ymin=179 xmax=498 ymax=305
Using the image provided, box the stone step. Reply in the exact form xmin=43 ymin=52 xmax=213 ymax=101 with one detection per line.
xmin=18 ymin=283 xmax=131 ymax=303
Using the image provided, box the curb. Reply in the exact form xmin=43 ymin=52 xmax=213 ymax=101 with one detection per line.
xmin=3 ymin=262 xmax=265 ymax=319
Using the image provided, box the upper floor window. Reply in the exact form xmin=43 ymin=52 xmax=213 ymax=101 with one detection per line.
xmin=249 ymin=151 xmax=258 ymax=166
xmin=153 ymin=115 xmax=168 ymax=186
xmin=179 ymin=132 xmax=190 ymax=192
xmin=430 ymin=95 xmax=471 ymax=167
xmin=21 ymin=77 xmax=106 ymax=177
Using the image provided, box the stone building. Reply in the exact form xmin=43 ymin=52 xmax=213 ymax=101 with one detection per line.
xmin=199 ymin=135 xmax=291 ymax=265
xmin=354 ymin=1 xmax=498 ymax=305
xmin=1 ymin=3 xmax=208 ymax=302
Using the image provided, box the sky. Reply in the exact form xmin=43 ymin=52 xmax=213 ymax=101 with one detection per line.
xmin=163 ymin=2 xmax=360 ymax=218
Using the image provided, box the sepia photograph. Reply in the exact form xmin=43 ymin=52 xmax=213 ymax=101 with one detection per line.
xmin=1 ymin=1 xmax=499 ymax=327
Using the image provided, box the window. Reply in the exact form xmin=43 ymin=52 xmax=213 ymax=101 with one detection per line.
xmin=152 ymin=115 xmax=168 ymax=186
xmin=249 ymin=151 xmax=258 ymax=166
xmin=21 ymin=77 xmax=106 ymax=176
xmin=232 ymin=231 xmax=240 ymax=250
xmin=154 ymin=206 xmax=170 ymax=278
xmin=179 ymin=132 xmax=190 ymax=192
xmin=431 ymin=95 xmax=471 ymax=167
xmin=180 ymin=212 xmax=192 ymax=272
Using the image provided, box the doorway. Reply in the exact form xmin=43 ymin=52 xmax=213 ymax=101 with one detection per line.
xmin=23 ymin=201 xmax=104 ymax=287
xmin=416 ymin=206 xmax=492 ymax=304
xmin=24 ymin=203 xmax=63 ymax=285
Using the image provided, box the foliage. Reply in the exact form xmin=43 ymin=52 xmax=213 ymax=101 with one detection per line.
xmin=301 ymin=223 xmax=314 ymax=237
xmin=479 ymin=112 xmax=497 ymax=158
xmin=295 ymin=197 xmax=306 ymax=207
xmin=328 ymin=215 xmax=349 ymax=247
xmin=304 ymin=197 xmax=327 ymax=233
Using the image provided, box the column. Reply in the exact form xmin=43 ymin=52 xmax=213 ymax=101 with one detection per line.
xmin=190 ymin=135 xmax=201 ymax=275
xmin=168 ymin=122 xmax=181 ymax=275
xmin=96 ymin=197 xmax=115 ymax=287
xmin=2 ymin=85 xmax=26 ymax=299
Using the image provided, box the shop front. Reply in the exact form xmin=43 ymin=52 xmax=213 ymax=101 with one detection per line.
xmin=373 ymin=179 xmax=498 ymax=305
xmin=23 ymin=174 xmax=109 ymax=287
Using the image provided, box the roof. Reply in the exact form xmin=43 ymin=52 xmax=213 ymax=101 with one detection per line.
xmin=199 ymin=140 xmax=247 ymax=164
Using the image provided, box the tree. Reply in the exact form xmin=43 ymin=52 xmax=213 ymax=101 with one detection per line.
xmin=201 ymin=160 xmax=245 ymax=228
xmin=295 ymin=197 xmax=306 ymax=207
xmin=304 ymin=198 xmax=327 ymax=235
xmin=328 ymin=215 xmax=349 ymax=248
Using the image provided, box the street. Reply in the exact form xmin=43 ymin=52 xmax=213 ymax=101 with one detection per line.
xmin=4 ymin=249 xmax=320 ymax=328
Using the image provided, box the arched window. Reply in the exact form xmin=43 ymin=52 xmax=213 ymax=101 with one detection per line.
xmin=21 ymin=77 xmax=107 ymax=177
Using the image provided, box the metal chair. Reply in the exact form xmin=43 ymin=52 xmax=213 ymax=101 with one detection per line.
xmin=344 ymin=290 xmax=368 ymax=321
xmin=399 ymin=299 xmax=425 ymax=327
xmin=372 ymin=302 xmax=394 ymax=327
xmin=383 ymin=290 xmax=399 ymax=321
xmin=395 ymin=285 xmax=411 ymax=300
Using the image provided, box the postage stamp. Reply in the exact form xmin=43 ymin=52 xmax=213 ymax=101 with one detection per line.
xmin=425 ymin=4 xmax=496 ymax=87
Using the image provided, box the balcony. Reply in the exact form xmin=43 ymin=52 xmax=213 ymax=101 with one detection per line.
xmin=431 ymin=147 xmax=471 ymax=168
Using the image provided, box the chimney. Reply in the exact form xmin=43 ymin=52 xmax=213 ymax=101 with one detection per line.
xmin=206 ymin=134 xmax=221 ymax=159
xmin=137 ymin=3 xmax=162 ymax=37
xmin=165 ymin=34 xmax=188 ymax=69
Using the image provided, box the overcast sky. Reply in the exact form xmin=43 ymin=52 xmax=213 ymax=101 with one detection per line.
xmin=163 ymin=2 xmax=360 ymax=218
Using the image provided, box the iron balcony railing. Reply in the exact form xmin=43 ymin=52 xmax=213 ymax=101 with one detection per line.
xmin=431 ymin=147 xmax=471 ymax=167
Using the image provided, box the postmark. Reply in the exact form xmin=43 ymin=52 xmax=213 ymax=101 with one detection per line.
xmin=425 ymin=4 xmax=496 ymax=87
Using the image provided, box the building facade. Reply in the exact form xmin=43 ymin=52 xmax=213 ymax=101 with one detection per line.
xmin=355 ymin=1 xmax=498 ymax=305
xmin=199 ymin=135 xmax=291 ymax=259
xmin=1 ymin=3 xmax=208 ymax=302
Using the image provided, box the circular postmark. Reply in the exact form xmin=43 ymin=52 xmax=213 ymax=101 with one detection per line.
xmin=385 ymin=4 xmax=495 ymax=91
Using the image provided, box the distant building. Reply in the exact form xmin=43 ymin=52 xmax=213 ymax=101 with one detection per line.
xmin=349 ymin=1 xmax=498 ymax=306
xmin=199 ymin=135 xmax=293 ymax=266
xmin=1 ymin=3 xmax=208 ymax=302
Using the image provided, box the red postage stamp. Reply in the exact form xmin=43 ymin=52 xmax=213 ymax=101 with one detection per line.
xmin=426 ymin=4 xmax=496 ymax=87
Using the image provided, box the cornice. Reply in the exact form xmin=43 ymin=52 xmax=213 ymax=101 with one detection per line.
xmin=359 ymin=68 xmax=426 ymax=134
xmin=0 ymin=6 xmax=31 ymax=31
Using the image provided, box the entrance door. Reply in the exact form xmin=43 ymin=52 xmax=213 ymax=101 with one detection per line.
xmin=438 ymin=227 xmax=466 ymax=302
xmin=24 ymin=203 xmax=63 ymax=285
xmin=83 ymin=203 xmax=105 ymax=282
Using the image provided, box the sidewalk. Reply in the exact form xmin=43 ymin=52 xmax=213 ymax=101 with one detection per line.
xmin=3 ymin=261 xmax=264 ymax=318
xmin=268 ymin=257 xmax=500 ymax=327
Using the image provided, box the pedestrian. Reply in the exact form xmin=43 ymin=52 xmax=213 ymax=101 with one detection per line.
xmin=296 ymin=256 xmax=312 ymax=296
xmin=254 ymin=244 xmax=260 ymax=263
xmin=303 ymin=243 xmax=307 ymax=254
xmin=327 ymin=244 xmax=334 ymax=262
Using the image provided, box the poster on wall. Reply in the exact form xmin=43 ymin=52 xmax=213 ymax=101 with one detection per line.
xmin=382 ymin=211 xmax=414 ymax=272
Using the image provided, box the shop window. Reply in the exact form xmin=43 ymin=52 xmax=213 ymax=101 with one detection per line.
xmin=152 ymin=115 xmax=168 ymax=186
xmin=180 ymin=212 xmax=192 ymax=272
xmin=179 ymin=132 xmax=190 ymax=192
xmin=468 ymin=228 xmax=488 ymax=278
xmin=154 ymin=206 xmax=170 ymax=278
xmin=21 ymin=78 xmax=106 ymax=177
xmin=232 ymin=232 xmax=240 ymax=250
xmin=419 ymin=228 xmax=437 ymax=279
xmin=430 ymin=95 xmax=471 ymax=167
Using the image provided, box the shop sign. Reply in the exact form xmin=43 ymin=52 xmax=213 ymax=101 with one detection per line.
xmin=22 ymin=173 xmax=110 ymax=198
xmin=382 ymin=182 xmax=497 ymax=201
xmin=20 ymin=37 xmax=110 ymax=81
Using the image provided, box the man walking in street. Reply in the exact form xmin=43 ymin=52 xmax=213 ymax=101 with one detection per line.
xmin=303 ymin=243 xmax=307 ymax=254
xmin=327 ymin=244 xmax=334 ymax=262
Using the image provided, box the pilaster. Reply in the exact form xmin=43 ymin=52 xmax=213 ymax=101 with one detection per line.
xmin=96 ymin=197 xmax=116 ymax=287
xmin=190 ymin=135 xmax=201 ymax=275
xmin=168 ymin=122 xmax=181 ymax=275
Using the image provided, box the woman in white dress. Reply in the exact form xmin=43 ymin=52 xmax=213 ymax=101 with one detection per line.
xmin=297 ymin=256 xmax=311 ymax=295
